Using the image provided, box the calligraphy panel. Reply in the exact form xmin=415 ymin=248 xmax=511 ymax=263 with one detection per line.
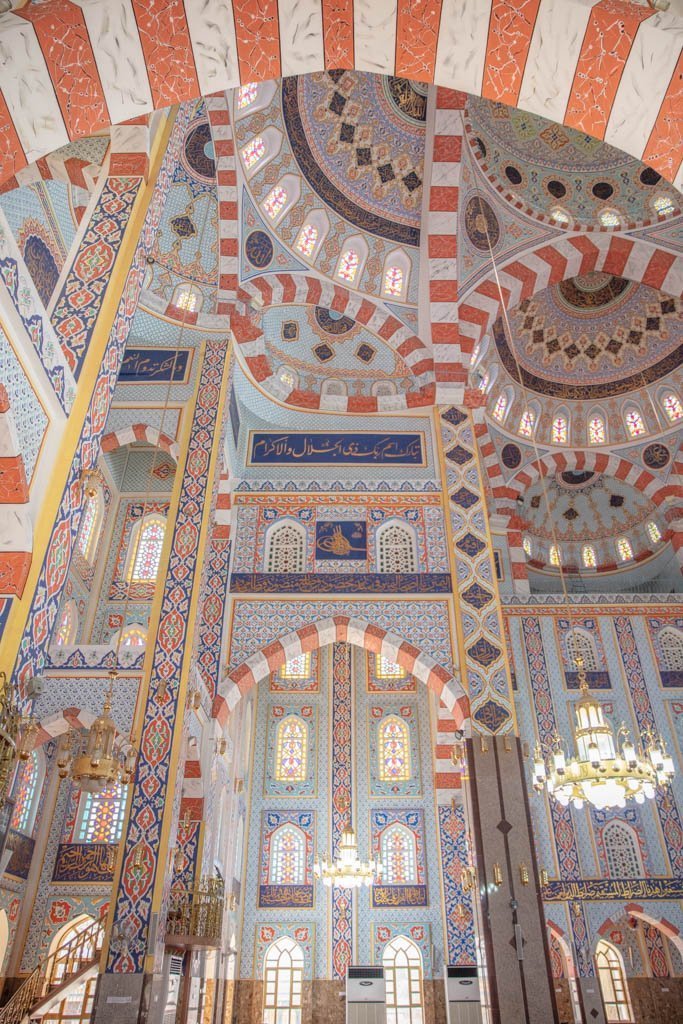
xmin=118 ymin=347 xmax=192 ymax=383
xmin=248 ymin=432 xmax=426 ymax=466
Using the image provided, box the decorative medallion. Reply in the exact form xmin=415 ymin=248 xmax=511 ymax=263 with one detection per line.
xmin=183 ymin=121 xmax=216 ymax=180
xmin=464 ymin=195 xmax=500 ymax=252
xmin=314 ymin=307 xmax=356 ymax=335
xmin=501 ymin=443 xmax=522 ymax=469
xmin=282 ymin=321 xmax=299 ymax=341
xmin=643 ymin=443 xmax=671 ymax=469
xmin=245 ymin=230 xmax=274 ymax=269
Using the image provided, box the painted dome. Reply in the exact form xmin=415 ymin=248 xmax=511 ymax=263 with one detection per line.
xmin=465 ymin=97 xmax=681 ymax=229
xmin=520 ymin=473 xmax=665 ymax=572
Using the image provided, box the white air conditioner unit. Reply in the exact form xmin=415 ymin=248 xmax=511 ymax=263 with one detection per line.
xmin=444 ymin=965 xmax=482 ymax=1024
xmin=346 ymin=966 xmax=385 ymax=1024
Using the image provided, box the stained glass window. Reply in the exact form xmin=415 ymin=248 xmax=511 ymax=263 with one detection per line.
xmin=295 ymin=224 xmax=318 ymax=258
xmin=263 ymin=185 xmax=287 ymax=219
xmin=238 ymin=82 xmax=258 ymax=108
xmin=617 ymin=536 xmax=633 ymax=562
xmin=492 ymin=393 xmax=508 ymax=422
xmin=595 ymin=941 xmax=633 ymax=1022
xmin=384 ymin=265 xmax=404 ymax=297
xmin=599 ymin=208 xmax=621 ymax=228
xmin=582 ymin=545 xmax=596 ymax=568
xmin=522 ymin=536 xmax=531 ymax=557
xmin=55 ymin=602 xmax=77 ymax=646
xmin=647 ymin=521 xmax=661 ymax=544
xmin=384 ymin=935 xmax=424 ymax=1024
xmin=381 ymin=824 xmax=417 ymax=885
xmin=281 ymin=653 xmax=311 ymax=679
xmin=625 ymin=409 xmax=645 ymax=437
xmin=378 ymin=716 xmax=411 ymax=783
xmin=552 ymin=415 xmax=568 ymax=445
xmin=662 ymin=392 xmax=683 ymax=422
xmin=378 ymin=522 xmax=417 ymax=573
xmin=588 ymin=416 xmax=606 ymax=444
xmin=10 ymin=751 xmax=39 ymax=834
xmin=549 ymin=545 xmax=561 ymax=567
xmin=478 ymin=371 xmax=489 ymax=393
xmin=337 ymin=248 xmax=360 ymax=283
xmin=518 ymin=409 xmax=535 ymax=438
xmin=266 ymin=522 xmax=305 ymax=573
xmin=470 ymin=342 xmax=481 ymax=367
xmin=376 ymin=655 xmax=406 ymax=680
xmin=241 ymin=136 xmax=265 ymax=170
xmin=77 ymin=489 xmax=102 ymax=561
xmin=263 ymin=937 xmax=303 ymax=1024
xmin=652 ymin=194 xmax=675 ymax=216
xmin=128 ymin=515 xmax=165 ymax=582
xmin=175 ymin=287 xmax=198 ymax=312
xmin=550 ymin=207 xmax=570 ymax=226
xmin=269 ymin=824 xmax=305 ymax=885
xmin=275 ymin=716 xmax=307 ymax=783
xmin=77 ymin=784 xmax=125 ymax=843
xmin=119 ymin=625 xmax=147 ymax=647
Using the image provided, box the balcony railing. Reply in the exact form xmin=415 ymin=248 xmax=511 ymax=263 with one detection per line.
xmin=165 ymin=878 xmax=224 ymax=948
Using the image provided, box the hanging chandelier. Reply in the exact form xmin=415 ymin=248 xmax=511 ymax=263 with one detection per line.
xmin=314 ymin=823 xmax=381 ymax=889
xmin=57 ymin=671 xmax=136 ymax=793
xmin=533 ymin=666 xmax=674 ymax=810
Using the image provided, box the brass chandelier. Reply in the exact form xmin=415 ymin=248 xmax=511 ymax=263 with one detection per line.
xmin=533 ymin=665 xmax=674 ymax=811
xmin=314 ymin=822 xmax=381 ymax=889
xmin=57 ymin=671 xmax=136 ymax=793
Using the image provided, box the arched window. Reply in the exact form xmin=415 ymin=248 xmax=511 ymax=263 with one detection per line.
xmin=523 ymin=536 xmax=532 ymax=557
xmin=469 ymin=340 xmax=482 ymax=368
xmin=598 ymin=208 xmax=622 ymax=229
xmin=295 ymin=224 xmax=318 ymax=257
xmin=275 ymin=716 xmax=307 ymax=783
xmin=269 ymin=824 xmax=305 ymax=885
xmin=646 ymin=521 xmax=661 ymax=545
xmin=117 ymin=625 xmax=147 ymax=647
xmin=549 ymin=544 xmax=561 ymax=567
xmin=658 ymin=627 xmax=683 ymax=672
xmin=265 ymin=521 xmax=306 ymax=573
xmin=126 ymin=514 xmax=166 ymax=582
xmin=550 ymin=206 xmax=570 ymax=227
xmin=383 ymin=935 xmax=424 ymax=1024
xmin=582 ymin=545 xmax=597 ymax=569
xmin=381 ymin=824 xmax=418 ymax=885
xmin=382 ymin=249 xmax=411 ymax=299
xmin=588 ymin=414 xmax=606 ymax=445
xmin=661 ymin=392 xmax=683 ymax=422
xmin=77 ymin=487 xmax=103 ymax=561
xmin=76 ymin=783 xmax=126 ymax=843
xmin=377 ymin=521 xmax=417 ymax=574
xmin=652 ymin=194 xmax=675 ymax=216
xmin=378 ymin=716 xmax=411 ymax=783
xmin=241 ymin=135 xmax=265 ymax=170
xmin=173 ymin=284 xmax=202 ymax=313
xmin=552 ymin=414 xmax=568 ymax=445
xmin=595 ymin=941 xmax=633 ymax=1022
xmin=262 ymin=174 xmax=300 ymax=225
xmin=336 ymin=235 xmax=368 ymax=285
xmin=293 ymin=209 xmax=329 ymax=261
xmin=263 ymin=936 xmax=304 ymax=1024
xmin=238 ymin=82 xmax=259 ymax=109
xmin=478 ymin=370 xmax=490 ymax=393
xmin=10 ymin=750 xmax=43 ymax=835
xmin=566 ymin=629 xmax=598 ymax=672
xmin=518 ymin=408 xmax=535 ymax=438
xmin=625 ymin=407 xmax=646 ymax=437
xmin=616 ymin=536 xmax=633 ymax=562
xmin=384 ymin=264 xmax=404 ymax=297
xmin=492 ymin=392 xmax=508 ymax=422
xmin=55 ymin=600 xmax=78 ymax=646
xmin=239 ymin=126 xmax=282 ymax=175
xmin=263 ymin=185 xmax=287 ymax=219
xmin=602 ymin=821 xmax=644 ymax=879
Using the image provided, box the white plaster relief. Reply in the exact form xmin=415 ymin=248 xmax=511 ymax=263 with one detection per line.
xmin=434 ymin=0 xmax=488 ymax=98
xmin=278 ymin=0 xmax=325 ymax=79
xmin=74 ymin=0 xmax=153 ymax=126
xmin=184 ymin=0 xmax=240 ymax=96
xmin=354 ymin=0 xmax=397 ymax=75
xmin=606 ymin=14 xmax=683 ymax=180
xmin=0 ymin=13 xmax=68 ymax=161
xmin=518 ymin=0 xmax=596 ymax=130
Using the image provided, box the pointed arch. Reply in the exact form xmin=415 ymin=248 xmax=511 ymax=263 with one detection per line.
xmin=378 ymin=715 xmax=411 ymax=783
xmin=377 ymin=519 xmax=418 ymax=573
xmin=382 ymin=248 xmax=412 ymax=300
xmin=595 ymin=940 xmax=633 ymax=1022
xmin=55 ymin=600 xmax=78 ymax=646
xmin=76 ymin=485 xmax=104 ymax=562
xmin=602 ymin=820 xmax=644 ymax=879
xmin=101 ymin=425 xmax=180 ymax=462
xmin=125 ymin=513 xmax=166 ymax=582
xmin=383 ymin=935 xmax=424 ymax=1024
xmin=565 ymin=628 xmax=598 ymax=672
xmin=264 ymin=519 xmax=306 ymax=573
xmin=269 ymin=824 xmax=306 ymax=885
xmin=263 ymin=936 xmax=304 ymax=1024
xmin=380 ymin=822 xmax=418 ymax=885
xmin=275 ymin=715 xmax=307 ymax=783
xmin=657 ymin=626 xmax=683 ymax=673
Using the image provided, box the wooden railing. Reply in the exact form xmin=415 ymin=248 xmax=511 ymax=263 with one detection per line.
xmin=165 ymin=877 xmax=224 ymax=948
xmin=0 ymin=918 xmax=104 ymax=1024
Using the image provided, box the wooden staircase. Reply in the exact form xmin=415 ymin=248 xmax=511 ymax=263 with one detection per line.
xmin=0 ymin=918 xmax=104 ymax=1024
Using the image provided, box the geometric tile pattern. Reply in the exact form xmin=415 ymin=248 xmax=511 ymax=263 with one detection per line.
xmin=438 ymin=803 xmax=476 ymax=966
xmin=331 ymin=642 xmax=353 ymax=979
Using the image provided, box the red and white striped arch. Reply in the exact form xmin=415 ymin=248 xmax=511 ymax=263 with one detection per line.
xmin=232 ymin=275 xmax=435 ymax=413
xmin=100 ymin=424 xmax=180 ymax=462
xmin=459 ymin=233 xmax=683 ymax=366
xmin=0 ymin=2 xmax=680 ymax=192
xmin=33 ymin=707 xmax=96 ymax=747
xmin=213 ymin=614 xmax=468 ymax=725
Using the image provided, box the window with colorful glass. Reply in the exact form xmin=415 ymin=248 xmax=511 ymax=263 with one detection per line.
xmin=263 ymin=185 xmax=288 ymax=220
xmin=241 ymin=136 xmax=265 ymax=170
xmin=552 ymin=415 xmax=568 ymax=445
xmin=55 ymin=601 xmax=78 ymax=646
xmin=238 ymin=82 xmax=259 ymax=109
xmin=337 ymin=248 xmax=360 ymax=283
xmin=77 ymin=784 xmax=125 ymax=843
xmin=269 ymin=824 xmax=305 ymax=885
xmin=384 ymin=265 xmax=404 ymax=297
xmin=10 ymin=751 xmax=40 ymax=834
xmin=262 ymin=937 xmax=303 ymax=1024
xmin=275 ymin=716 xmax=307 ymax=783
xmin=662 ymin=392 xmax=683 ymax=422
xmin=647 ymin=521 xmax=661 ymax=544
xmin=378 ymin=716 xmax=411 ymax=783
xmin=588 ymin=415 xmax=606 ymax=445
xmin=523 ymin=536 xmax=531 ymax=557
xmin=384 ymin=936 xmax=424 ymax=1024
xmin=549 ymin=544 xmax=561 ymax=567
xmin=295 ymin=224 xmax=318 ymax=258
xmin=77 ymin=488 xmax=103 ymax=561
xmin=616 ymin=536 xmax=633 ymax=562
xmin=380 ymin=823 xmax=417 ymax=885
xmin=492 ymin=393 xmax=508 ymax=422
xmin=582 ymin=545 xmax=597 ymax=568
xmin=518 ymin=409 xmax=535 ymax=438
xmin=128 ymin=515 xmax=166 ymax=582
xmin=625 ymin=408 xmax=646 ymax=437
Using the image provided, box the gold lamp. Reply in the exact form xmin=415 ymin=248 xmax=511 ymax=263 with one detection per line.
xmin=57 ymin=671 xmax=136 ymax=793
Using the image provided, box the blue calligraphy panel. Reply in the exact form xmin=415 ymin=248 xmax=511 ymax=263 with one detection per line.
xmin=119 ymin=347 xmax=191 ymax=383
xmin=52 ymin=843 xmax=115 ymax=882
xmin=316 ymin=521 xmax=367 ymax=560
xmin=248 ymin=432 xmax=425 ymax=466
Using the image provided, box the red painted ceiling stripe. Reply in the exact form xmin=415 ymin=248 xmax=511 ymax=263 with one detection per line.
xmin=564 ymin=0 xmax=653 ymax=141
xmin=395 ymin=0 xmax=442 ymax=83
xmin=642 ymin=49 xmax=683 ymax=187
xmin=232 ymin=0 xmax=281 ymax=83
xmin=482 ymin=0 xmax=541 ymax=107
xmin=130 ymin=0 xmax=200 ymax=109
xmin=321 ymin=0 xmax=354 ymax=70
xmin=0 ymin=91 xmax=26 ymax=182
xmin=17 ymin=0 xmax=109 ymax=140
